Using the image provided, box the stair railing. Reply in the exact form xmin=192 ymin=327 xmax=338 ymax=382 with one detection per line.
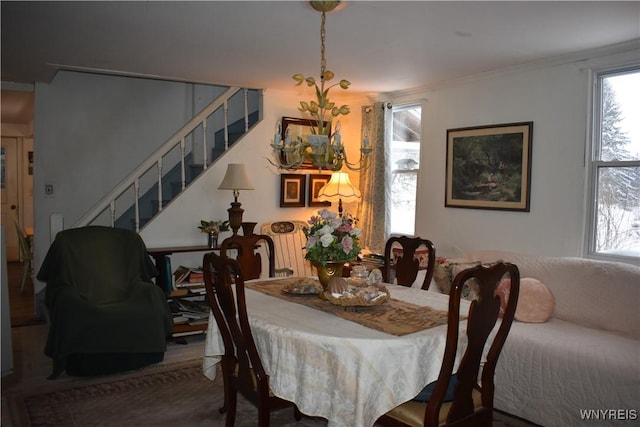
xmin=75 ymin=87 xmax=260 ymax=231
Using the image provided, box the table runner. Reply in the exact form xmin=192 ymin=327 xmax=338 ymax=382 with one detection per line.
xmin=246 ymin=278 xmax=450 ymax=336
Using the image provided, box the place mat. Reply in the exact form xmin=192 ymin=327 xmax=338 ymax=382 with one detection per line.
xmin=246 ymin=278 xmax=450 ymax=336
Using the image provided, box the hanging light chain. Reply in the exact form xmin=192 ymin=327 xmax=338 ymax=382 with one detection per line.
xmin=320 ymin=10 xmax=327 ymax=82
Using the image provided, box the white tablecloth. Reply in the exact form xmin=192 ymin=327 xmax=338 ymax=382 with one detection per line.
xmin=203 ymin=281 xmax=470 ymax=427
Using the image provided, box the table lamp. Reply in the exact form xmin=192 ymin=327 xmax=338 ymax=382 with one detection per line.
xmin=317 ymin=171 xmax=361 ymax=217
xmin=218 ymin=163 xmax=254 ymax=235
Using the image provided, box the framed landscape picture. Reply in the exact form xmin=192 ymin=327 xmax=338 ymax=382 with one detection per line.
xmin=280 ymin=174 xmax=306 ymax=207
xmin=308 ymin=174 xmax=331 ymax=207
xmin=445 ymin=122 xmax=533 ymax=211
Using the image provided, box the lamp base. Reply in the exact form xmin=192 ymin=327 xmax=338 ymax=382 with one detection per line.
xmin=228 ymin=202 xmax=244 ymax=236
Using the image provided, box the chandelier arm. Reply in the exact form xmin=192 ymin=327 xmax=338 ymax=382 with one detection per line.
xmin=341 ymin=150 xmax=372 ymax=172
xmin=270 ymin=143 xmax=308 ymax=169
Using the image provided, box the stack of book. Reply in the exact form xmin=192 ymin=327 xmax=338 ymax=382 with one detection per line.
xmin=172 ymin=265 xmax=206 ymax=295
xmin=168 ymin=295 xmax=210 ymax=337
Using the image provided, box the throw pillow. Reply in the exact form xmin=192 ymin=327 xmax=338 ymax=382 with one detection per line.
xmin=451 ymin=262 xmax=482 ymax=301
xmin=433 ymin=260 xmax=482 ymax=295
xmin=433 ymin=262 xmax=453 ymax=294
xmin=514 ymin=278 xmax=555 ymax=323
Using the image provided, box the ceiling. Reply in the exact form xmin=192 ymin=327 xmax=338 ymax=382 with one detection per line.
xmin=1 ymin=1 xmax=639 ymax=96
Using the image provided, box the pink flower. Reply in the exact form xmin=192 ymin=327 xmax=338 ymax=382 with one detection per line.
xmin=341 ymin=235 xmax=353 ymax=254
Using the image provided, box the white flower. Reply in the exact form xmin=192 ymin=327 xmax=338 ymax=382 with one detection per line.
xmin=320 ymin=233 xmax=335 ymax=247
xmin=319 ymin=225 xmax=334 ymax=236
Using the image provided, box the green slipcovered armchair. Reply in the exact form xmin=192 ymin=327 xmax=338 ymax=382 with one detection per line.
xmin=37 ymin=226 xmax=173 ymax=379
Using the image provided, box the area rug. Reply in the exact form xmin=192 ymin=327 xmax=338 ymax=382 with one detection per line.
xmin=3 ymin=357 xmax=531 ymax=427
xmin=3 ymin=358 xmax=316 ymax=427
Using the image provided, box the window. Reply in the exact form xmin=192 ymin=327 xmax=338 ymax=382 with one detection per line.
xmin=388 ymin=104 xmax=421 ymax=235
xmin=587 ymin=67 xmax=640 ymax=262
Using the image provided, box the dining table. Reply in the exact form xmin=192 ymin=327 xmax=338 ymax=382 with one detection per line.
xmin=203 ymin=277 xmax=471 ymax=427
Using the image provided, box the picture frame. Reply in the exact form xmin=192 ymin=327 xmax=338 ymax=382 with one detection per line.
xmin=445 ymin=122 xmax=533 ymax=211
xmin=280 ymin=174 xmax=306 ymax=207
xmin=308 ymin=174 xmax=332 ymax=207
xmin=280 ymin=117 xmax=331 ymax=170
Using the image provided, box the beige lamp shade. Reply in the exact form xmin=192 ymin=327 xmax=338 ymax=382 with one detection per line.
xmin=317 ymin=172 xmax=361 ymax=202
xmin=218 ymin=163 xmax=254 ymax=236
xmin=318 ymin=172 xmax=361 ymax=217
xmin=218 ymin=163 xmax=254 ymax=191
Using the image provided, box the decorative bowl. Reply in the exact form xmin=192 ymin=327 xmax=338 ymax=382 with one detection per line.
xmin=323 ymin=282 xmax=390 ymax=307
xmin=282 ymin=277 xmax=323 ymax=295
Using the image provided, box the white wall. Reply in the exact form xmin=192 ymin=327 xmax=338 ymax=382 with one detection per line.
xmin=32 ymin=72 xmax=368 ymax=286
xmin=140 ymin=88 xmax=368 ymax=256
xmin=389 ymin=47 xmax=639 ymax=258
xmin=33 ymin=45 xmax=638 ymax=288
xmin=32 ymin=72 xmax=220 ymax=291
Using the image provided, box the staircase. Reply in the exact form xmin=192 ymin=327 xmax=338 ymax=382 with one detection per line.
xmin=74 ymin=87 xmax=262 ymax=231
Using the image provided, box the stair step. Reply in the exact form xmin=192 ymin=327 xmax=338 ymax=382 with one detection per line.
xmin=104 ymin=92 xmax=261 ymax=231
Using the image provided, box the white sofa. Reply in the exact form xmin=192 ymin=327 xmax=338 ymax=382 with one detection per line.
xmin=465 ymin=250 xmax=640 ymax=427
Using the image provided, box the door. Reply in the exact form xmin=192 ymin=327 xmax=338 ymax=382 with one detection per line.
xmin=1 ymin=137 xmax=19 ymax=260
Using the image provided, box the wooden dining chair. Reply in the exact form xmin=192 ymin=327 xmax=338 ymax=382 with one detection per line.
xmin=377 ymin=262 xmax=520 ymax=427
xmin=220 ymin=233 xmax=276 ymax=280
xmin=202 ymin=251 xmax=302 ymax=427
xmin=383 ymin=236 xmax=436 ymax=290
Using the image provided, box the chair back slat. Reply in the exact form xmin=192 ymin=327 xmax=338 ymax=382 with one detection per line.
xmin=203 ymin=251 xmax=299 ymax=425
xmin=383 ymin=235 xmax=436 ymax=290
xmin=261 ymin=221 xmax=312 ymax=277
xmin=426 ymin=262 xmax=520 ymax=426
xmin=203 ymin=253 xmax=268 ymax=392
xmin=220 ymin=234 xmax=276 ymax=280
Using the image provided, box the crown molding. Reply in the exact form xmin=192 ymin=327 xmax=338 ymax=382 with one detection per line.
xmin=380 ymin=39 xmax=640 ymax=101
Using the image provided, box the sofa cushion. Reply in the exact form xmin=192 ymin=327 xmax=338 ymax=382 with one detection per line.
xmin=468 ymin=250 xmax=640 ymax=339
xmin=514 ymin=278 xmax=554 ymax=323
xmin=494 ymin=318 xmax=640 ymax=427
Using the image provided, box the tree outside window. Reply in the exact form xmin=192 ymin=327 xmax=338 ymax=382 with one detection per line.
xmin=590 ymin=69 xmax=640 ymax=260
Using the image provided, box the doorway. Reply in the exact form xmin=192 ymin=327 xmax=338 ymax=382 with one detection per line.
xmin=1 ymin=89 xmax=35 ymax=263
xmin=1 ymin=136 xmax=34 ymax=262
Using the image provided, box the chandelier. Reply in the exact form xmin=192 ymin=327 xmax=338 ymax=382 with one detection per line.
xmin=270 ymin=1 xmax=372 ymax=171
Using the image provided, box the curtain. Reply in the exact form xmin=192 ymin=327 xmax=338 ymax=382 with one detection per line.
xmin=357 ymin=102 xmax=391 ymax=254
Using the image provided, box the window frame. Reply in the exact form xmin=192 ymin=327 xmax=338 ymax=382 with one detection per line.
xmin=387 ymin=102 xmax=422 ymax=237
xmin=585 ymin=64 xmax=640 ymax=264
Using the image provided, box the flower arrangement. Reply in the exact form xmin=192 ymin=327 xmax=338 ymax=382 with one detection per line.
xmin=303 ymin=209 xmax=361 ymax=265
xmin=198 ymin=219 xmax=230 ymax=234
